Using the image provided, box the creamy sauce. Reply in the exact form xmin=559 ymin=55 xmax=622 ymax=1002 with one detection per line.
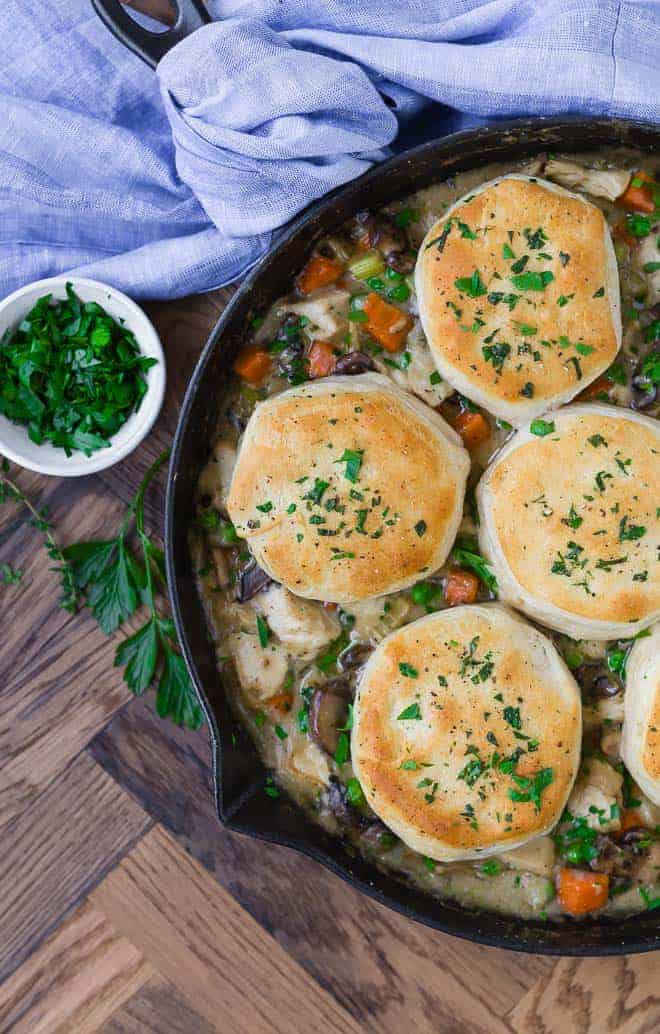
xmin=192 ymin=152 xmax=659 ymax=922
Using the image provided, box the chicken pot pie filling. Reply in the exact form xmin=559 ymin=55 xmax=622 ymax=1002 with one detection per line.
xmin=192 ymin=152 xmax=660 ymax=923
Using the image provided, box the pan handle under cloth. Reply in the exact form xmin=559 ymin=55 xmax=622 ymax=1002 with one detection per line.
xmin=91 ymin=0 xmax=211 ymax=68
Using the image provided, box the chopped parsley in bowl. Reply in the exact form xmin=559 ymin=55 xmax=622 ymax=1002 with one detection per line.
xmin=0 ymin=277 xmax=165 ymax=476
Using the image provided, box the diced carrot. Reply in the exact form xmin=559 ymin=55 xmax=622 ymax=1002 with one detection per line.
xmin=363 ymin=292 xmax=412 ymax=352
xmin=450 ymin=409 xmax=491 ymax=450
xmin=323 ymin=602 xmax=339 ymax=612
xmin=618 ymin=808 xmax=643 ymax=836
xmin=578 ymin=373 xmax=611 ymax=401
xmin=307 ymin=341 xmax=336 ymax=378
xmin=444 ymin=568 xmax=479 ymax=606
xmin=233 ymin=345 xmax=271 ymax=386
xmin=265 ymin=691 xmax=293 ymax=714
xmin=557 ymin=868 xmax=609 ymax=917
xmin=296 ymin=255 xmax=344 ymax=294
xmin=617 ymin=170 xmax=656 ymax=214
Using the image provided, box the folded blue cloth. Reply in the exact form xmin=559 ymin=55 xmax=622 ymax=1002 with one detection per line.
xmin=1 ymin=1 xmax=658 ymax=300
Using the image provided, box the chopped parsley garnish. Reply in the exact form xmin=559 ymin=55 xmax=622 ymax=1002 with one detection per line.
xmin=510 ymin=270 xmax=554 ymax=291
xmin=414 ymin=520 xmax=427 ymax=537
xmin=562 ymin=504 xmax=583 ymax=530
xmin=482 ymin=343 xmax=510 ymax=372
xmin=619 ymin=516 xmax=646 ymax=541
xmin=305 ymin=478 xmax=329 ymax=504
xmin=397 ymin=702 xmax=422 ymax=720
xmin=256 ymin=501 xmax=273 ymax=513
xmin=256 ymin=615 xmax=270 ymax=648
xmin=627 ymin=213 xmax=651 ymax=237
xmin=588 ymin=434 xmax=607 ymax=448
xmin=451 ymin=538 xmax=497 ymax=593
xmin=345 ymin=777 xmax=365 ymax=806
xmin=334 ymin=732 xmax=349 ymax=765
xmin=458 ymin=220 xmax=477 ymax=239
xmin=508 ymin=768 xmax=554 ymax=811
xmin=503 ymin=706 xmax=521 ymax=730
xmin=274 ymin=724 xmax=288 ymax=740
xmin=523 ymin=227 xmax=548 ymax=250
xmin=593 ymin=286 xmax=605 ymax=298
xmin=529 ymin=419 xmax=555 ymax=436
xmin=454 ymin=269 xmax=487 ymax=298
xmin=458 ymin=756 xmax=487 ymax=787
xmin=480 ymin=859 xmax=502 ymax=877
xmin=426 ymin=220 xmax=453 ymax=252
xmin=399 ymin=662 xmax=418 ymax=678
xmin=335 ymin=448 xmax=363 ymax=483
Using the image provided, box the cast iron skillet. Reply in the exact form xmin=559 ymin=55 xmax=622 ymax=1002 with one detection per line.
xmin=95 ymin=1 xmax=660 ymax=956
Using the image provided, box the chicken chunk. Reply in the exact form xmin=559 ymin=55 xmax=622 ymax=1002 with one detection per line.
xmin=254 ymin=585 xmax=339 ymax=658
xmin=197 ymin=440 xmax=237 ymax=512
xmin=499 ymin=836 xmax=556 ymax=877
xmin=381 ymin=320 xmax=452 ymax=405
xmin=544 ymin=159 xmax=631 ymax=202
xmin=343 ymin=595 xmax=411 ymax=644
xmin=567 ymin=758 xmax=623 ymax=833
xmin=282 ymin=730 xmax=331 ymax=789
xmin=229 ymin=633 xmax=289 ymax=703
xmin=286 ymin=288 xmax=350 ymax=340
xmin=635 ymin=231 xmax=660 ymax=306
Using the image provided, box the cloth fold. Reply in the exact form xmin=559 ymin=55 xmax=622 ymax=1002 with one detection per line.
xmin=1 ymin=0 xmax=658 ymax=300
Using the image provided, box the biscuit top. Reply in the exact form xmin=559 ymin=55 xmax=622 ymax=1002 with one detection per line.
xmin=415 ymin=175 xmax=621 ymax=423
xmin=351 ymin=605 xmax=581 ymax=861
xmin=227 ymin=374 xmax=469 ymax=603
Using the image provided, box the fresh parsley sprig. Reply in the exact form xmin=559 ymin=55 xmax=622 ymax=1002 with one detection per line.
xmin=0 ymin=457 xmax=78 ymax=612
xmin=63 ymin=449 xmax=202 ymax=730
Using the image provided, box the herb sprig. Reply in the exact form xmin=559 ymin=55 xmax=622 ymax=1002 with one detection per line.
xmin=0 ymin=457 xmax=78 ymax=611
xmin=61 ymin=450 xmax=202 ymax=729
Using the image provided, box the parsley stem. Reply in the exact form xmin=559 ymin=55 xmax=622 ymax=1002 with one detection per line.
xmin=0 ymin=464 xmax=78 ymax=612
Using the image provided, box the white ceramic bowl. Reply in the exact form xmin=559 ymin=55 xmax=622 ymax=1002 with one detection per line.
xmin=0 ymin=277 xmax=166 ymax=477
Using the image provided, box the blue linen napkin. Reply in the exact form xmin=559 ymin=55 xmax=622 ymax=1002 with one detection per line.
xmin=1 ymin=1 xmax=658 ymax=300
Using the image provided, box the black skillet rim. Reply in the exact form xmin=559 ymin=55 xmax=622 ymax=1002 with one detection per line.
xmin=165 ymin=115 xmax=660 ymax=956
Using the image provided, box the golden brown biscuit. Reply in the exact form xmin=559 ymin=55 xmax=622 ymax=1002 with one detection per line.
xmin=351 ymin=604 xmax=581 ymax=861
xmin=415 ymin=175 xmax=621 ymax=424
xmin=477 ymin=404 xmax=659 ymax=639
xmin=621 ymin=624 xmax=660 ymax=806
xmin=226 ymin=373 xmax=469 ymax=602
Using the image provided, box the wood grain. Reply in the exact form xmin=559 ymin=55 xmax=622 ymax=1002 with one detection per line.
xmin=0 ymin=475 xmax=133 ymax=831
xmin=0 ymin=900 xmax=154 ymax=1034
xmin=509 ymin=956 xmax=660 ymax=1034
xmin=0 ymin=753 xmax=151 ymax=983
xmin=90 ymin=696 xmax=552 ymax=1032
xmin=100 ymin=975 xmax=215 ymax=1034
xmin=91 ymin=824 xmax=361 ymax=1034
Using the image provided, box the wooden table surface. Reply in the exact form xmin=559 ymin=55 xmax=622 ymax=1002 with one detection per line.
xmin=0 ymin=285 xmax=658 ymax=1034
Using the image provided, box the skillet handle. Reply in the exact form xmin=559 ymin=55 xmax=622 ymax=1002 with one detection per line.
xmin=91 ymin=0 xmax=211 ymax=69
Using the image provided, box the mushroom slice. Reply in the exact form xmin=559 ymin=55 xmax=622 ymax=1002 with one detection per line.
xmin=309 ymin=683 xmax=350 ymax=756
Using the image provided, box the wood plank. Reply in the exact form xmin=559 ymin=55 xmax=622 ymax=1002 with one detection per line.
xmin=90 ymin=698 xmax=551 ymax=1032
xmin=0 ymin=900 xmax=154 ymax=1034
xmin=0 ymin=476 xmax=135 ymax=832
xmin=509 ymin=955 xmax=660 ymax=1034
xmin=0 ymin=752 xmax=152 ymax=983
xmin=100 ymin=975 xmax=215 ymax=1034
xmin=91 ymin=824 xmax=361 ymax=1034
